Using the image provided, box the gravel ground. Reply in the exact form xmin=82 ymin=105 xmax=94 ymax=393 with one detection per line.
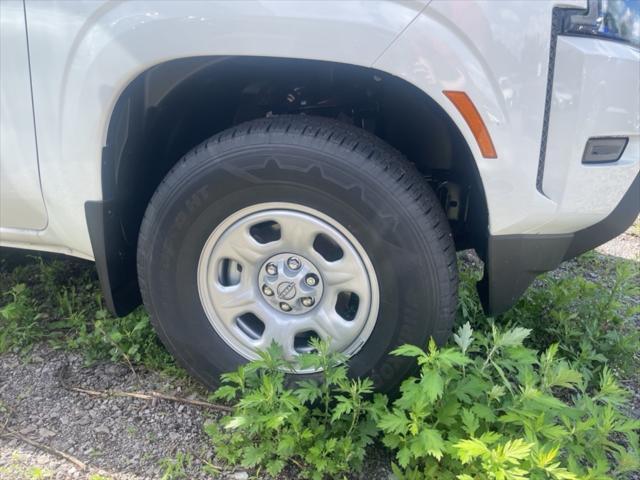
xmin=595 ymin=221 xmax=639 ymax=261
xmin=1 ymin=222 xmax=638 ymax=479
xmin=0 ymin=349 xmax=392 ymax=479
xmin=0 ymin=345 xmax=219 ymax=479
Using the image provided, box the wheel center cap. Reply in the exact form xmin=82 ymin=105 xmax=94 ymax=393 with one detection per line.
xmin=259 ymin=253 xmax=323 ymax=315
xmin=277 ymin=282 xmax=296 ymax=300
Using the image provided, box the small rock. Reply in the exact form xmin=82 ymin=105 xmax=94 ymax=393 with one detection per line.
xmin=38 ymin=427 xmax=56 ymax=438
xmin=20 ymin=425 xmax=36 ymax=435
xmin=95 ymin=425 xmax=110 ymax=435
xmin=230 ymin=472 xmax=249 ymax=480
xmin=77 ymin=416 xmax=91 ymax=425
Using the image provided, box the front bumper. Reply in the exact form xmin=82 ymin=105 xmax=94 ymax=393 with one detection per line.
xmin=539 ymin=35 xmax=639 ymax=233
xmin=479 ymin=172 xmax=639 ymax=316
xmin=478 ymin=31 xmax=640 ymax=315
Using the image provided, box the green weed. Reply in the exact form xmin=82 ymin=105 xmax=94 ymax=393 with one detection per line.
xmin=0 ymin=284 xmax=44 ymax=353
xmin=206 ymin=338 xmax=386 ymax=479
xmin=26 ymin=466 xmax=52 ymax=479
xmin=456 ymin=256 xmax=639 ymax=385
xmin=504 ymin=262 xmax=640 ymax=383
xmin=158 ymin=452 xmax=192 ymax=480
xmin=0 ymin=254 xmax=180 ymax=375
xmin=379 ymin=322 xmax=639 ymax=479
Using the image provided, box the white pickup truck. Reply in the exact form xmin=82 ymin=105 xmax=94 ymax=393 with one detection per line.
xmin=1 ymin=0 xmax=638 ymax=391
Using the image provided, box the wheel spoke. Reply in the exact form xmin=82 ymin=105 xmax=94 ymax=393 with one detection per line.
xmin=319 ymin=254 xmax=369 ymax=299
xmin=215 ymin=225 xmax=272 ymax=265
xmin=303 ymin=307 xmax=358 ymax=351
xmin=256 ymin=321 xmax=297 ymax=360
xmin=211 ymin=284 xmax=258 ymax=322
xmin=277 ymin=215 xmax=319 ymax=252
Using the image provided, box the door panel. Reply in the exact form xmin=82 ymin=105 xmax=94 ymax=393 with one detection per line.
xmin=0 ymin=0 xmax=47 ymax=230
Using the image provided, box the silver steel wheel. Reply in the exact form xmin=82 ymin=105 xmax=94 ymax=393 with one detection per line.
xmin=197 ymin=202 xmax=379 ymax=370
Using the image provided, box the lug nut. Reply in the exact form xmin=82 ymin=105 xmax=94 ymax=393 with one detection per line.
xmin=262 ymin=285 xmax=274 ymax=296
xmin=265 ymin=263 xmax=278 ymax=276
xmin=305 ymin=274 xmax=319 ymax=287
xmin=287 ymin=257 xmax=301 ymax=270
xmin=301 ymin=297 xmax=315 ymax=307
xmin=279 ymin=302 xmax=292 ymax=312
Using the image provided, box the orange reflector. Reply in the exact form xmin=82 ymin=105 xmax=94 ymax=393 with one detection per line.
xmin=443 ymin=91 xmax=497 ymax=159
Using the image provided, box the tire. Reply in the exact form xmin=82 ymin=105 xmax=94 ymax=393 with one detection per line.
xmin=137 ymin=115 xmax=457 ymax=392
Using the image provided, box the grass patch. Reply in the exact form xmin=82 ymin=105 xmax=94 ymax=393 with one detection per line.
xmin=158 ymin=452 xmax=193 ymax=480
xmin=0 ymin=251 xmax=181 ymax=377
xmin=457 ymin=254 xmax=639 ymax=386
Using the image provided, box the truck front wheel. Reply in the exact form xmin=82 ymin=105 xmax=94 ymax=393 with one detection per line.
xmin=137 ymin=115 xmax=457 ymax=392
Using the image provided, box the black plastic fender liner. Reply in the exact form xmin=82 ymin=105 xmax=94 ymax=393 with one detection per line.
xmin=85 ymin=199 xmax=140 ymax=317
xmin=479 ymin=173 xmax=639 ymax=316
xmin=477 ymin=233 xmax=573 ymax=316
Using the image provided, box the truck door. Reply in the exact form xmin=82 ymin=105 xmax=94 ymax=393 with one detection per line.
xmin=0 ymin=0 xmax=47 ymax=230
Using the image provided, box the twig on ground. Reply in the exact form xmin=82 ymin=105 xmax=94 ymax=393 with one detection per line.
xmin=0 ymin=400 xmax=14 ymax=435
xmin=2 ymin=428 xmax=87 ymax=470
xmin=65 ymin=385 xmax=233 ymax=412
xmin=192 ymin=450 xmax=223 ymax=474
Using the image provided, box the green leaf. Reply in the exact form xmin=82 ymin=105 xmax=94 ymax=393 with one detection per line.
xmin=396 ymin=377 xmax=422 ymax=410
xmin=488 ymin=385 xmax=506 ymax=402
xmin=330 ymin=395 xmax=353 ymax=421
xmin=471 ymin=403 xmax=496 ymax=422
xmin=453 ymin=322 xmax=474 ymax=354
xmin=265 ymin=413 xmax=288 ymax=429
xmin=212 ymin=385 xmax=237 ymax=402
xmin=379 ymin=409 xmax=410 ymax=435
xmin=500 ymin=438 xmax=533 ymax=461
xmin=533 ymin=445 xmax=561 ymax=469
xmin=392 ymin=344 xmax=427 ymax=359
xmin=294 ymin=379 xmax=322 ymax=403
xmin=454 ymin=437 xmax=489 ymax=464
xmin=266 ymin=459 xmax=285 ymax=476
xmin=224 ymin=416 xmax=248 ymax=430
xmin=497 ymin=327 xmax=531 ymax=348
xmin=546 ymin=364 xmax=583 ymax=390
xmin=436 ymin=396 xmax=460 ymax=426
xmin=438 ymin=348 xmax=472 ymax=368
xmin=391 ymin=463 xmax=405 ymax=479
xmin=276 ymin=433 xmax=297 ymax=456
xmin=520 ymin=386 xmax=569 ymax=412
xmin=397 ymin=446 xmax=412 ymax=468
xmin=241 ymin=445 xmax=265 ymax=467
xmin=420 ymin=370 xmax=444 ymax=404
xmin=455 ymin=375 xmax=489 ymax=403
xmin=461 ymin=408 xmax=479 ymax=436
xmin=133 ymin=317 xmax=148 ymax=332
xmin=417 ymin=428 xmax=445 ymax=460
xmin=479 ymin=431 xmax=502 ymax=445
xmin=109 ymin=331 xmax=123 ymax=342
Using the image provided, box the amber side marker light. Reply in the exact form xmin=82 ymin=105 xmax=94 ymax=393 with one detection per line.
xmin=443 ymin=91 xmax=497 ymax=159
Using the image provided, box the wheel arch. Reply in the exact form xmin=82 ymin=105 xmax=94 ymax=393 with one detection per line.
xmin=89 ymin=55 xmax=489 ymax=316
